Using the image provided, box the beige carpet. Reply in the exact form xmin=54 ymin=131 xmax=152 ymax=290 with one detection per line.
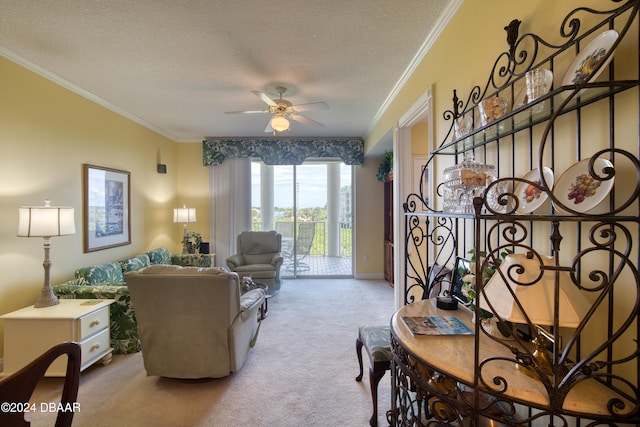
xmin=25 ymin=278 xmax=395 ymax=427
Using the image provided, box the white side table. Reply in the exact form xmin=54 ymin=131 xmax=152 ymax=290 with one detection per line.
xmin=1 ymin=299 xmax=114 ymax=377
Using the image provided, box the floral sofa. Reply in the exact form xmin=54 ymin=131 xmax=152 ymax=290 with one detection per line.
xmin=53 ymin=248 xmax=213 ymax=355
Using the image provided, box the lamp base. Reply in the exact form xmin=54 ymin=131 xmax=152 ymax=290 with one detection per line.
xmin=516 ymin=336 xmax=568 ymax=380
xmin=34 ymin=236 xmax=61 ymax=308
xmin=34 ymin=286 xmax=60 ymax=308
xmin=181 ymin=225 xmax=189 ymax=254
xmin=516 ymin=359 xmax=569 ymax=380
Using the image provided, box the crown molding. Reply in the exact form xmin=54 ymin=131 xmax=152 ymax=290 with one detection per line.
xmin=0 ymin=45 xmax=181 ymax=142
xmin=365 ymin=0 xmax=464 ymax=138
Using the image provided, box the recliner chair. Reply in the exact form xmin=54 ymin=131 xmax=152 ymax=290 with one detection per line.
xmin=226 ymin=231 xmax=283 ymax=295
xmin=125 ymin=265 xmax=265 ymax=379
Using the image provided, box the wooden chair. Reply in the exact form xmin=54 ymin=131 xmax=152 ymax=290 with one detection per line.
xmin=0 ymin=341 xmax=81 ymax=427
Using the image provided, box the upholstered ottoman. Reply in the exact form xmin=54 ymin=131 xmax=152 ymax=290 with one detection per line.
xmin=355 ymin=325 xmax=391 ymax=427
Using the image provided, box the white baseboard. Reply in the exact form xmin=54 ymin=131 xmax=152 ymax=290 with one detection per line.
xmin=354 ymin=272 xmax=385 ymax=280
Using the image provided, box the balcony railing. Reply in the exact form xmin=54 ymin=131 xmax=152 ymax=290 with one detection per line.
xmin=252 ymin=221 xmax=352 ymax=257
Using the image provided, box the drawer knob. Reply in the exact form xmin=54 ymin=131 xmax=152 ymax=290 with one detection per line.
xmin=90 ymin=344 xmax=101 ymax=352
xmin=90 ymin=320 xmax=100 ymax=327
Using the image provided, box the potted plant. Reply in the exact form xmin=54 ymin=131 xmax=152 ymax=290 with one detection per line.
xmin=185 ymin=231 xmax=202 ymax=254
xmin=376 ymin=151 xmax=393 ymax=182
xmin=460 ymin=247 xmax=513 ymax=337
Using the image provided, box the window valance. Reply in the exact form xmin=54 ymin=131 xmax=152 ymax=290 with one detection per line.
xmin=202 ymin=137 xmax=364 ymax=166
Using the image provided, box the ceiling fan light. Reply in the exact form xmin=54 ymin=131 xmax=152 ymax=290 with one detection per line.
xmin=270 ymin=115 xmax=290 ymax=132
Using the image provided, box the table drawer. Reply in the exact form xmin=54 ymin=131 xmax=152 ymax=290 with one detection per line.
xmin=79 ymin=306 xmax=109 ymax=339
xmin=80 ymin=327 xmax=110 ymax=368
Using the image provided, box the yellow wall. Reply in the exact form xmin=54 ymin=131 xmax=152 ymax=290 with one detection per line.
xmin=171 ymin=146 xmax=384 ymax=275
xmin=354 ymin=156 xmax=386 ymax=277
xmin=364 ymin=0 xmax=638 ymax=277
xmin=175 ymin=142 xmax=211 ymax=253
xmin=0 ymin=53 xmax=388 ymax=358
xmin=365 ymin=0 xmax=637 ymax=263
xmin=411 ymin=122 xmax=429 ymax=156
xmin=1 ymin=0 xmax=636 ymax=360
xmin=366 ymin=0 xmax=591 ymax=151
xmin=364 ymin=0 xmax=638 ymax=383
xmin=0 ymin=56 xmax=180 ymax=353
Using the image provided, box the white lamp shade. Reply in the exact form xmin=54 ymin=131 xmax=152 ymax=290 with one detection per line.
xmin=18 ymin=206 xmax=75 ymax=237
xmin=270 ymin=115 xmax=290 ymax=132
xmin=173 ymin=207 xmax=197 ymax=223
xmin=479 ymin=253 xmax=591 ymax=328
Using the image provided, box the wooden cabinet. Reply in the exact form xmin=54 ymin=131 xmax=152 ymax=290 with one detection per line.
xmin=384 ymin=240 xmax=393 ymax=286
xmin=1 ymin=299 xmax=114 ymax=376
xmin=383 ymin=175 xmax=393 ymax=286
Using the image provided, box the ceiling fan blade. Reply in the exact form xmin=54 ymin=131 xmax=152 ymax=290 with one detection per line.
xmin=290 ymin=113 xmax=324 ymax=127
xmin=291 ymin=101 xmax=329 ymax=112
xmin=252 ymin=91 xmax=278 ymax=107
xmin=225 ymin=109 xmax=269 ymax=114
xmin=264 ymin=121 xmax=274 ymax=133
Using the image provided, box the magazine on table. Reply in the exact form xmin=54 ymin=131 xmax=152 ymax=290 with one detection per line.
xmin=401 ymin=315 xmax=473 ymax=336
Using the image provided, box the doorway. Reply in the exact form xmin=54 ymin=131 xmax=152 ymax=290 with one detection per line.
xmin=251 ymin=159 xmax=353 ymax=278
xmin=394 ymin=86 xmax=434 ymax=309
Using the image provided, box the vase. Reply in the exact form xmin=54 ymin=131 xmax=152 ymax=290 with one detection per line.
xmin=480 ymin=317 xmax=497 ymax=335
xmin=480 ymin=317 xmax=515 ymax=339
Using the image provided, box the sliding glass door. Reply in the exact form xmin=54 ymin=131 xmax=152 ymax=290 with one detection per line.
xmin=251 ymin=159 xmax=353 ymax=278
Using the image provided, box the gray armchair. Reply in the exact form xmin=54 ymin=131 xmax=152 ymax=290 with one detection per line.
xmin=125 ymin=265 xmax=265 ymax=379
xmin=226 ymin=231 xmax=283 ymax=296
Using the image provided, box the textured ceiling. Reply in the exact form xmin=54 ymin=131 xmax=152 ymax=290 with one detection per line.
xmin=0 ymin=1 xmax=453 ymax=152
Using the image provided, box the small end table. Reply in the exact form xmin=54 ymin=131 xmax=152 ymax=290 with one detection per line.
xmin=1 ymin=299 xmax=114 ymax=376
xmin=170 ymin=253 xmax=216 ymax=267
xmin=254 ymin=283 xmax=272 ymax=320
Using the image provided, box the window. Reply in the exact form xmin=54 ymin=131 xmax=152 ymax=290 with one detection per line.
xmin=251 ymin=159 xmax=353 ymax=277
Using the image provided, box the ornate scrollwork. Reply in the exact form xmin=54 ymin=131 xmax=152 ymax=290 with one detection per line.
xmin=479 ymin=219 xmax=640 ymax=419
xmin=482 ymin=147 xmax=640 ymax=217
xmin=391 ymin=337 xmax=466 ymax=426
xmin=396 ymin=2 xmax=640 ymax=426
xmin=404 ymin=208 xmax=457 ymax=304
xmin=442 ymin=0 xmax=640 ymax=158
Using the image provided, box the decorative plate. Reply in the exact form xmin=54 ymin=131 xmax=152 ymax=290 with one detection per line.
xmin=552 ymin=158 xmax=614 ymax=213
xmin=562 ymin=30 xmax=619 ymax=86
xmin=514 ymin=69 xmax=554 ymax=109
xmin=515 ymin=167 xmax=554 ymax=214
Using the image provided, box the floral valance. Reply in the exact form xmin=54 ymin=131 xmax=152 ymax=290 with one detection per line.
xmin=202 ymin=137 xmax=364 ymax=166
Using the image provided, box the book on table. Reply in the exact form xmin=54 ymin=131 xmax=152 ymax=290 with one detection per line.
xmin=401 ymin=315 xmax=473 ymax=336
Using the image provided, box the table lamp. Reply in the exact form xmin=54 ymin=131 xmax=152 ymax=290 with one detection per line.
xmin=173 ymin=205 xmax=196 ymax=254
xmin=478 ymin=252 xmax=591 ymax=379
xmin=18 ymin=199 xmax=75 ymax=308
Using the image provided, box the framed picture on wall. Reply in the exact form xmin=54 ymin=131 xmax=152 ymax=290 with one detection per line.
xmin=83 ymin=164 xmax=131 ymax=252
xmin=413 ymin=156 xmax=431 ymax=210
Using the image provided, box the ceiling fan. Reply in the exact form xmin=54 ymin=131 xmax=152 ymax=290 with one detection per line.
xmin=225 ymin=86 xmax=329 ymax=133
